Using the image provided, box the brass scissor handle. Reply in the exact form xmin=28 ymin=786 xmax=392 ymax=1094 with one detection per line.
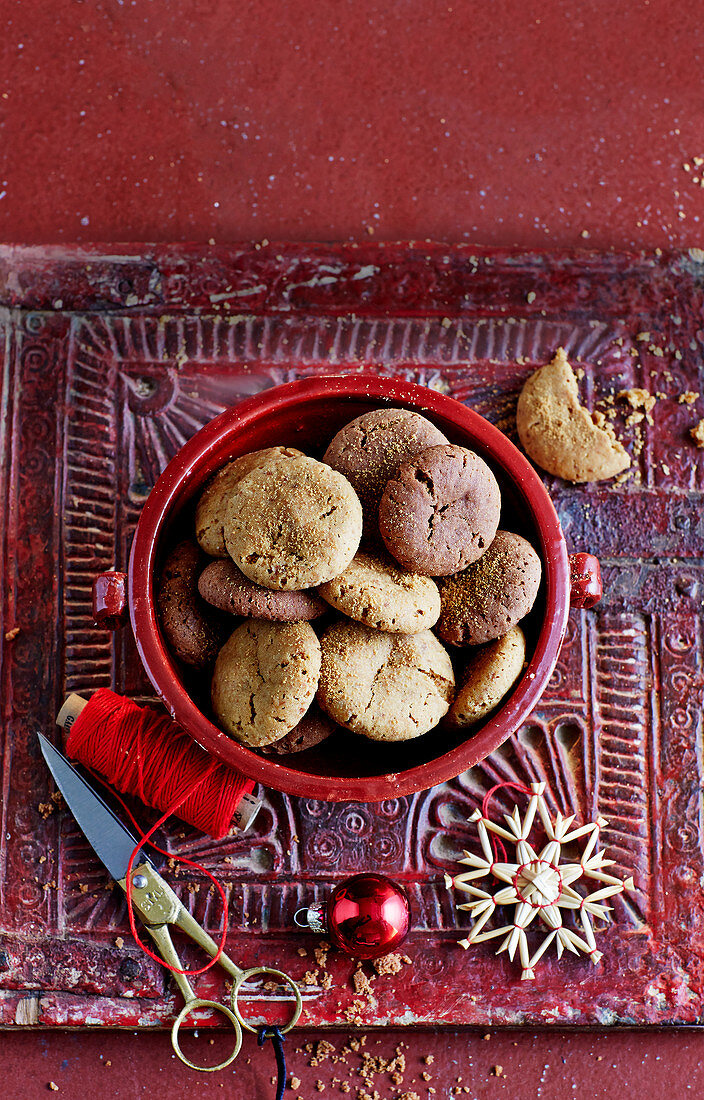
xmin=231 ymin=966 xmax=303 ymax=1035
xmin=171 ymin=997 xmax=243 ymax=1072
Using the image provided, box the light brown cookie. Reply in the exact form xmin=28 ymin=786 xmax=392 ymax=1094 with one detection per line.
xmin=445 ymin=626 xmax=526 ymax=729
xmin=323 ymin=408 xmax=449 ymax=526
xmin=259 ymin=704 xmax=338 ymax=755
xmin=157 ymin=540 xmax=226 ymax=668
xmin=317 ymin=621 xmax=455 ymax=741
xmin=224 ymin=456 xmax=363 ymax=590
xmin=379 ymin=444 xmax=501 ymax=575
xmin=195 ymin=446 xmax=303 ymax=556
xmin=516 ymin=348 xmax=630 ymax=482
xmin=437 ymin=530 xmax=542 ymax=646
xmin=198 ymin=559 xmax=327 ymax=621
xmin=211 ymin=620 xmax=321 ymax=747
xmin=318 ymin=550 xmax=441 ymax=633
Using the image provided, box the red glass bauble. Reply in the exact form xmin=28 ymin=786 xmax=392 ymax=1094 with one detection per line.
xmin=326 ymin=873 xmax=411 ymax=960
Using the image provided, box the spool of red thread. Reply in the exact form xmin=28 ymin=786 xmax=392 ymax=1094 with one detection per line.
xmin=56 ymin=688 xmax=261 ymax=838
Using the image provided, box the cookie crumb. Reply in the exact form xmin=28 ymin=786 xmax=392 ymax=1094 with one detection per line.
xmin=691 ymin=419 xmax=704 ymax=448
xmin=4 ymin=626 xmax=19 ymax=641
xmin=679 ymin=390 xmax=700 ymax=404
xmin=38 ymin=791 xmax=64 ymax=820
xmin=618 ymin=387 xmax=656 ymax=417
xmin=290 ymin=1076 xmax=302 ymax=1090
xmin=352 ymin=967 xmax=375 ymax=998
xmin=372 ymin=952 xmax=410 ymax=976
xmin=491 ymin=1065 xmax=504 ymax=1077
xmin=309 ymin=1039 xmax=336 ymax=1066
xmin=342 ymin=997 xmax=366 ymax=1023
xmin=314 ymin=943 xmax=330 ymax=968
xmin=48 ymin=1085 xmax=59 ymax=1093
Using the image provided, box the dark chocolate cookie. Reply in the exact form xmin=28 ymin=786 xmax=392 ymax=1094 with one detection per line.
xmin=198 ymin=559 xmax=327 ymax=621
xmin=378 ymin=444 xmax=501 ymax=576
xmin=157 ymin=540 xmax=226 ymax=667
xmin=323 ymin=408 xmax=448 ymax=527
xmin=437 ymin=530 xmax=542 ymax=646
xmin=259 ymin=704 xmax=337 ymax=755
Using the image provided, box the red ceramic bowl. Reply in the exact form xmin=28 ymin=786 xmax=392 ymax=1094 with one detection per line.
xmin=105 ymin=375 xmax=599 ymax=802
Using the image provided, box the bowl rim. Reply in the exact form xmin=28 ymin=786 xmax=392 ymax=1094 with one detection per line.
xmin=128 ymin=373 xmax=569 ymax=801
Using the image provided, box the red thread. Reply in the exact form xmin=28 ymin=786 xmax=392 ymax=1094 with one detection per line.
xmin=66 ymin=688 xmax=253 ymax=839
xmin=481 ymin=781 xmax=533 ymax=863
xmin=481 ymin=780 xmax=532 ymax=821
xmin=65 ymin=688 xmax=255 ymax=976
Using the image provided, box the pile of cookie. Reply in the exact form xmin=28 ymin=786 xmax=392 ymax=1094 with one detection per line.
xmin=157 ymin=408 xmax=541 ymax=758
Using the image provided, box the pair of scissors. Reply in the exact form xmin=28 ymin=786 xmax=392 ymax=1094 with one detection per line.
xmin=38 ymin=733 xmax=302 ymax=1071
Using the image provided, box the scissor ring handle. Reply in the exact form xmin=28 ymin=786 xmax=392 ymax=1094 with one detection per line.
xmin=171 ymin=997 xmax=243 ymax=1072
xmin=231 ymin=966 xmax=303 ymax=1035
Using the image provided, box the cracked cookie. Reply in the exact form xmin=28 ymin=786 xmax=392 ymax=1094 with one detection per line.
xmin=378 ymin=444 xmax=501 ymax=575
xmin=223 ymin=456 xmax=363 ymax=590
xmin=323 ymin=408 xmax=448 ymax=527
xmin=445 ymin=625 xmax=526 ymax=729
xmin=317 ymin=620 xmax=455 ymax=741
xmin=157 ymin=539 xmax=226 ymax=668
xmin=211 ymin=620 xmax=321 ymax=747
xmin=196 ymin=445 xmax=304 ymax=557
xmin=437 ymin=530 xmax=542 ymax=646
xmin=516 ymin=348 xmax=630 ymax=482
xmin=318 ymin=549 xmax=441 ymax=634
xmin=199 ymin=559 xmax=327 ymax=621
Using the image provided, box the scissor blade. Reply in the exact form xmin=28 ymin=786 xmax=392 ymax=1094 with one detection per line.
xmin=38 ymin=733 xmax=148 ymax=882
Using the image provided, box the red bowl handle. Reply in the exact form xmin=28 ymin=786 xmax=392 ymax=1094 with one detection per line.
xmin=92 ymin=571 xmax=128 ymax=629
xmin=569 ymin=553 xmax=602 ymax=609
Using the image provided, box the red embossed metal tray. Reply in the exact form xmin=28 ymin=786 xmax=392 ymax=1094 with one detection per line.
xmin=0 ymin=243 xmax=703 ymax=1029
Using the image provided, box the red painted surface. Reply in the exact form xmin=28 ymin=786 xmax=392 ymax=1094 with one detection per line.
xmin=4 ymin=1026 xmax=704 ymax=1100
xmin=2 ymin=0 xmax=704 ymax=1091
xmin=1 ymin=1 xmax=704 ymax=252
xmin=128 ymin=373 xmax=569 ymax=800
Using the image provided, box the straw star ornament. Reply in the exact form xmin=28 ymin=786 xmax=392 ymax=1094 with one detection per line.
xmin=446 ymin=781 xmax=634 ymax=979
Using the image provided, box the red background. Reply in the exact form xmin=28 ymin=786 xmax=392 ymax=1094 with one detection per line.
xmin=2 ymin=1 xmax=704 ymax=1097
